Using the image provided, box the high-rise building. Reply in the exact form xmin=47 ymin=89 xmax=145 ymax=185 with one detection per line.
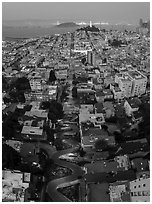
xmin=115 ymin=73 xmax=133 ymax=98
xmin=87 ymin=51 xmax=95 ymax=66
xmin=128 ymin=70 xmax=147 ymax=96
xmin=115 ymin=70 xmax=147 ymax=98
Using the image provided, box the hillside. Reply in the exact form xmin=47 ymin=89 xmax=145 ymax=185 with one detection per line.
xmin=56 ymin=22 xmax=79 ymax=28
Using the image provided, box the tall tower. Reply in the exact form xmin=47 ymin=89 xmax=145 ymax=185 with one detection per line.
xmin=90 ymin=21 xmax=92 ymax=27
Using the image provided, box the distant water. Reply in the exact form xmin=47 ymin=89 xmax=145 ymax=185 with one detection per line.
xmin=2 ymin=26 xmax=78 ymax=41
xmin=2 ymin=24 xmax=136 ymax=41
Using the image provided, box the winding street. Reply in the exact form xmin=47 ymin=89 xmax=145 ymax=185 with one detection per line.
xmin=45 ymin=67 xmax=84 ymax=202
xmin=45 ymin=142 xmax=84 ymax=202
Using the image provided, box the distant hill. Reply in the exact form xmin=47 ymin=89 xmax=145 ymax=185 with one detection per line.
xmin=77 ymin=25 xmax=100 ymax=32
xmin=56 ymin=22 xmax=79 ymax=28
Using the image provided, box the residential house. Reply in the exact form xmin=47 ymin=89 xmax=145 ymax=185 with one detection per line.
xmin=124 ymin=98 xmax=139 ymax=117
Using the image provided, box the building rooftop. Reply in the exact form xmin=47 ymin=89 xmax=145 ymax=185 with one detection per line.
xmin=87 ymin=183 xmax=110 ymax=202
xmin=2 ymin=170 xmax=30 ymax=202
xmin=128 ymin=70 xmax=146 ymax=80
xmin=131 ymin=158 xmax=149 ymax=172
xmin=126 ymin=98 xmax=139 ymax=109
xmin=21 ymin=126 xmax=43 ymax=136
xmin=85 ymin=158 xmax=128 ymax=174
xmin=25 ymin=110 xmax=48 ymax=118
xmin=109 ymin=181 xmax=131 ymax=202
xmin=117 ymin=73 xmax=132 ymax=82
xmin=114 ymin=86 xmax=121 ymax=92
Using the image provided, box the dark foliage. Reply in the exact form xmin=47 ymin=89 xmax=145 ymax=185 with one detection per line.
xmin=54 ymin=138 xmax=63 ymax=150
xmin=94 ymin=139 xmax=109 ymax=151
xmin=42 ymin=100 xmax=64 ymax=122
xmin=77 ymin=25 xmax=99 ymax=32
xmin=13 ymin=77 xmax=31 ymax=91
xmin=2 ymin=143 xmax=22 ymax=169
xmin=138 ymin=102 xmax=150 ymax=144
xmin=40 ymin=101 xmax=51 ymax=110
xmin=105 ymin=116 xmax=117 ymax=123
xmin=2 ymin=76 xmax=9 ymax=91
xmin=81 ymin=57 xmax=86 ymax=64
xmin=72 ymin=86 xmax=77 ymax=98
xmin=108 ymin=39 xmax=122 ymax=47
xmin=49 ymin=70 xmax=56 ymax=82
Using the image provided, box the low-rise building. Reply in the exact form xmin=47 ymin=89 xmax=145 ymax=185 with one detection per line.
xmin=85 ymin=155 xmax=130 ymax=174
xmin=80 ymin=126 xmax=115 ymax=151
xmin=110 ymin=83 xmax=123 ymax=100
xmin=124 ymin=98 xmax=139 ymax=117
xmin=2 ymin=170 xmax=31 ymax=202
xmin=129 ymin=178 xmax=150 ymax=202
xmin=109 ymin=181 xmax=131 ymax=202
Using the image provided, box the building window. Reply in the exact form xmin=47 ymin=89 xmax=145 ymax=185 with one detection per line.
xmin=134 ymin=192 xmax=138 ymax=196
xmin=138 ymin=191 xmax=142 ymax=196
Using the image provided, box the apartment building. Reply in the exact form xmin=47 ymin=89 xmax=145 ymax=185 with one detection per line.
xmin=128 ymin=70 xmax=147 ymax=96
xmin=115 ymin=73 xmax=132 ymax=98
xmin=129 ymin=178 xmax=150 ymax=202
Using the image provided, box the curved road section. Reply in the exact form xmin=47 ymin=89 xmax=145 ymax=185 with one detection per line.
xmin=46 ymin=142 xmax=84 ymax=202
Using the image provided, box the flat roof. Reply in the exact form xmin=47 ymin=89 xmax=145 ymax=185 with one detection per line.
xmin=109 ymin=181 xmax=131 ymax=202
xmin=82 ymin=134 xmax=115 ymax=147
xmin=25 ymin=110 xmax=48 ymax=118
xmin=2 ymin=170 xmax=30 ymax=202
xmin=21 ymin=126 xmax=43 ymax=135
xmin=114 ymin=87 xmax=121 ymax=92
xmin=82 ymin=127 xmax=108 ymax=137
xmin=85 ymin=160 xmax=126 ymax=173
xmin=128 ymin=70 xmax=145 ymax=80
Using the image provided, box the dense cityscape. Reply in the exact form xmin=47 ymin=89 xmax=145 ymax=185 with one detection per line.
xmin=2 ymin=14 xmax=150 ymax=202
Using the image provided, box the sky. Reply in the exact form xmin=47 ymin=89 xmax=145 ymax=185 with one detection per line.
xmin=2 ymin=2 xmax=150 ymax=24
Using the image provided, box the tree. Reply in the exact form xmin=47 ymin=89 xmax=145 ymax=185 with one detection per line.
xmin=114 ymin=131 xmax=124 ymax=142
xmin=3 ymin=96 xmax=11 ymax=104
xmin=14 ymin=77 xmax=31 ymax=91
xmin=101 ymin=124 xmax=108 ymax=131
xmin=73 ymin=74 xmax=76 ymax=80
xmin=54 ymin=138 xmax=63 ymax=150
xmin=138 ymin=102 xmax=150 ymax=144
xmin=72 ymin=86 xmax=77 ymax=98
xmin=18 ymin=92 xmax=26 ymax=103
xmin=47 ymin=100 xmax=63 ymax=122
xmin=81 ymin=57 xmax=86 ymax=65
xmin=79 ymin=147 xmax=86 ymax=157
xmin=49 ymin=70 xmax=56 ymax=83
xmin=2 ymin=76 xmax=8 ymax=91
xmin=40 ymin=101 xmax=51 ymax=110
xmin=94 ymin=139 xmax=109 ymax=151
xmin=2 ymin=143 xmax=22 ymax=170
